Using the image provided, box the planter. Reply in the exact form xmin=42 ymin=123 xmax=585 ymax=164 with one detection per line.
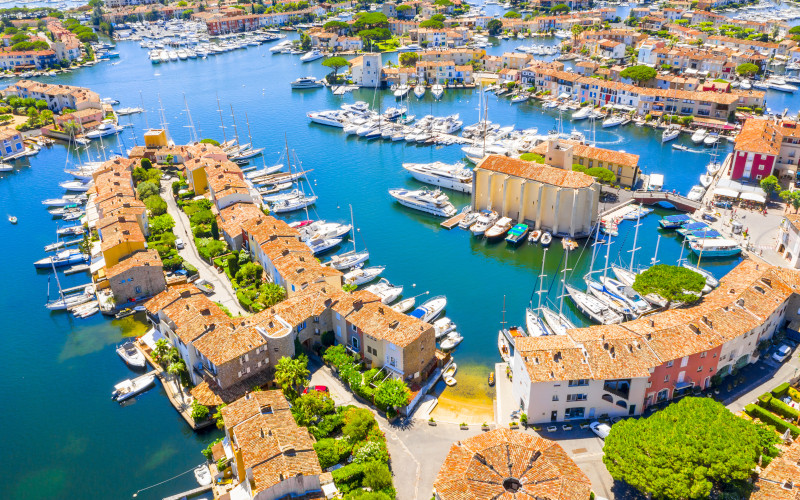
xmin=460 ymin=424 xmax=469 ymax=430
xmin=562 ymin=424 xmax=573 ymax=431
xmin=481 ymin=425 xmax=490 ymax=431
xmin=428 ymin=420 xmax=437 ymax=426
xmin=547 ymin=425 xmax=558 ymax=432
xmin=509 ymin=423 xmax=519 ymax=429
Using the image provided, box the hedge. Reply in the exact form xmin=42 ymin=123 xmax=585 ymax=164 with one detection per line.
xmin=331 ymin=463 xmax=364 ymax=493
xmin=767 ymin=397 xmax=800 ymax=420
xmin=745 ymin=404 xmax=800 ymax=437
xmin=772 ymin=383 xmax=790 ymax=398
xmin=236 ymin=290 xmax=254 ymax=311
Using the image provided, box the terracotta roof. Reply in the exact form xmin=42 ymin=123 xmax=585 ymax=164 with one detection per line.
xmin=477 ymin=155 xmax=596 ymax=189
xmin=106 ymin=249 xmax=163 ymax=278
xmin=735 ymin=118 xmax=782 ymax=155
xmin=433 ymin=429 xmax=592 ymax=500
xmin=751 ymin=438 xmax=800 ymax=500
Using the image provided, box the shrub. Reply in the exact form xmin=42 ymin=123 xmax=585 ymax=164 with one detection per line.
xmin=191 ymin=401 xmax=210 ymax=420
xmin=363 ymin=461 xmax=393 ymax=491
xmin=519 ymin=152 xmax=544 ymax=163
xmin=352 ymin=440 xmax=389 ymax=464
xmin=746 ymin=404 xmax=800 ymax=437
xmin=314 ymin=437 xmax=353 ymax=468
xmin=310 ymin=412 xmax=345 ymax=440
xmin=332 ymin=463 xmax=365 ymax=493
xmin=766 ymin=397 xmax=800 ymax=420
xmin=772 ymin=383 xmax=790 ymax=398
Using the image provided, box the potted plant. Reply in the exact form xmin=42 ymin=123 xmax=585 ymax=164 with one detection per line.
xmin=481 ymin=422 xmax=490 ymax=431
xmin=520 ymin=413 xmax=528 ymax=429
xmin=428 ymin=417 xmax=436 ymax=426
xmin=460 ymin=422 xmax=469 ymax=430
xmin=562 ymin=424 xmax=573 ymax=431
xmin=509 ymin=421 xmax=519 ymax=429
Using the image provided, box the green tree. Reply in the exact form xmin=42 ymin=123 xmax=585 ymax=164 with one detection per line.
xmin=141 ymin=157 xmax=153 ymax=169
xmin=632 ymin=264 xmax=706 ymax=306
xmin=374 ymin=378 xmax=411 ymax=412
xmin=760 ymin=174 xmax=779 ymax=198
xmin=399 ymin=51 xmax=418 ymax=67
xmin=292 ymin=390 xmax=335 ymax=426
xmin=137 ymin=180 xmax=159 ymax=200
xmin=323 ymin=344 xmax=354 ymax=370
xmin=323 ymin=20 xmax=350 ymax=32
xmin=503 ymin=10 xmax=521 ymax=18
xmin=487 ymin=18 xmax=503 ymax=36
xmin=322 ymin=56 xmax=349 ymax=82
xmin=153 ymin=338 xmax=170 ymax=362
xmin=167 ymin=359 xmax=186 ymax=394
xmin=586 ymin=166 xmax=615 ymax=184
xmin=260 ymin=282 xmax=286 ymax=307
xmin=190 ymin=400 xmax=210 ymax=420
xmin=145 ymin=195 xmax=167 ymax=216
xmin=274 ymin=355 xmax=310 ymax=401
xmin=419 ymin=19 xmax=444 ymax=28
xmin=353 ymin=12 xmax=388 ymax=30
xmin=603 ymin=397 xmax=779 ymax=499
xmin=619 ymin=65 xmax=657 ymax=83
xmin=342 ymin=407 xmax=375 ymax=441
xmin=550 ymin=3 xmax=570 ymax=12
xmin=150 ymin=213 xmax=175 ymax=234
xmin=519 ymin=152 xmax=545 ymax=162
xmin=213 ymin=403 xmax=227 ymax=429
xmin=736 ymin=62 xmax=759 ymax=77
xmin=200 ymin=138 xmax=219 ymax=146
xmin=235 ymin=261 xmax=263 ymax=286
xmin=210 ymin=219 xmax=219 ymax=240
xmin=779 ymin=190 xmax=800 ymax=213
xmin=363 ymin=461 xmax=393 ymax=491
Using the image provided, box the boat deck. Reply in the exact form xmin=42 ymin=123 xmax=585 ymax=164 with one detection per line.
xmin=600 ymin=201 xmax=639 ymax=224
xmin=441 ymin=212 xmax=466 ymax=229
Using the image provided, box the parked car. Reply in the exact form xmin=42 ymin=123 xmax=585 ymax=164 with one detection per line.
xmin=772 ymin=344 xmax=792 ymax=363
xmin=303 ymin=385 xmax=329 ymax=395
xmin=589 ymin=421 xmax=611 ymax=439
xmin=175 ymin=238 xmax=185 ymax=250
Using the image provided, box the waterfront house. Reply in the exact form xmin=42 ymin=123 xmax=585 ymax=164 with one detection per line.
xmin=731 ymin=118 xmax=782 ymax=182
xmin=106 ymin=249 xmax=166 ymax=304
xmin=511 ymin=261 xmax=800 ymax=423
xmin=217 ymin=202 xmax=266 ymax=251
xmin=0 ymin=126 xmax=24 ymax=159
xmin=776 ymin=215 xmax=800 ymax=268
xmin=349 ymin=53 xmax=382 ymax=87
xmin=472 ymin=155 xmax=600 ymax=238
xmin=97 ymin=214 xmax=148 ymax=268
xmin=530 ymin=137 xmax=641 ymax=188
xmin=220 ymin=391 xmax=323 ymax=500
xmin=3 ymin=80 xmax=101 ymax=113
xmin=433 ymin=429 xmax=592 ymax=500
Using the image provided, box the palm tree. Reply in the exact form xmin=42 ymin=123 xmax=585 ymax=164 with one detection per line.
xmin=168 ymin=359 xmax=186 ymax=396
xmin=274 ymin=356 xmax=309 ymax=401
xmin=153 ymin=338 xmax=170 ymax=362
xmin=261 ymin=283 xmax=286 ymax=307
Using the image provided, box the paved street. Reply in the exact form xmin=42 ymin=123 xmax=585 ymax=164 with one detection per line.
xmin=724 ymin=342 xmax=800 ymax=413
xmin=160 ymin=179 xmax=246 ymax=316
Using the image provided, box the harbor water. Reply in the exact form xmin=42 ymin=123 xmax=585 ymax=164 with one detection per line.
xmin=0 ymin=36 xmax=752 ymax=497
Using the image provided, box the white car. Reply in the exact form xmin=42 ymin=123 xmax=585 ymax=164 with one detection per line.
xmin=175 ymin=238 xmax=185 ymax=250
xmin=589 ymin=421 xmax=611 ymax=439
xmin=772 ymin=344 xmax=792 ymax=363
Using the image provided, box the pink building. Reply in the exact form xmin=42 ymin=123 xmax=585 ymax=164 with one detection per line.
xmin=730 ymin=119 xmax=781 ymax=181
xmin=645 ymin=344 xmax=722 ymax=407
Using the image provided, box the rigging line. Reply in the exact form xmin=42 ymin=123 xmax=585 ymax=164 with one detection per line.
xmin=567 ymin=220 xmax=600 ymax=281
xmin=131 ymin=465 xmax=199 ymax=497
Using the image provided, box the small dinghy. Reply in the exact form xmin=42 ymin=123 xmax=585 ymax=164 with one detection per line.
xmin=443 ymin=362 xmax=457 ymax=386
xmin=116 ymin=340 xmax=146 ymax=368
xmin=112 ymin=372 xmax=156 ymax=401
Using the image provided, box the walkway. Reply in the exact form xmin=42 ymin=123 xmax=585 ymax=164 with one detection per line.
xmin=632 ymin=190 xmax=702 ymax=212
xmin=723 ymin=343 xmax=800 ymax=413
xmin=160 ymin=179 xmax=245 ymax=316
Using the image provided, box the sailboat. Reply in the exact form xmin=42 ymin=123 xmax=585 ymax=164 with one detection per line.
xmin=327 ymin=205 xmax=369 ymax=270
xmin=525 ymin=249 xmax=552 ymax=337
xmin=270 ymin=141 xmax=317 ymax=213
xmin=45 ymin=259 xmax=95 ymax=311
xmin=498 ymin=295 xmax=526 ymax=363
xmin=540 ymin=248 xmax=576 ymax=335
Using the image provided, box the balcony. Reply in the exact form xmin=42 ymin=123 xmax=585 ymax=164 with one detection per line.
xmin=194 ymin=362 xmax=217 ymax=379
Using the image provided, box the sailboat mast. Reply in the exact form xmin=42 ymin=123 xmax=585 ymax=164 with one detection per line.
xmin=628 ymin=205 xmax=642 ymax=272
xmin=560 ymin=248 xmax=569 ymax=316
xmin=183 ymin=93 xmax=198 ymax=143
xmin=230 ymin=105 xmax=241 ymax=147
xmin=216 ymin=95 xmax=227 ymax=144
xmin=650 ymin=234 xmax=661 ymax=266
xmin=139 ymin=90 xmax=149 ymax=130
xmin=537 ymin=248 xmax=548 ymax=310
xmin=245 ymin=112 xmax=255 ymax=148
xmin=603 ymin=236 xmax=611 ymax=282
xmin=349 ymin=204 xmax=356 ymax=253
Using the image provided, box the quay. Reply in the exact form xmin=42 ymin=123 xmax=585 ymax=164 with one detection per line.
xmin=135 ymin=338 xmax=214 ymax=431
xmin=162 ymin=484 xmax=212 ymax=500
xmin=440 ymin=212 xmax=466 ymax=229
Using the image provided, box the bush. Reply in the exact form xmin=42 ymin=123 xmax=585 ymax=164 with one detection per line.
xmin=183 ymin=262 xmax=198 ymax=276
xmin=321 ymin=330 xmax=335 ymax=347
xmin=772 ymin=383 xmax=790 ymax=398
xmin=332 ymin=463 xmax=365 ymax=493
xmin=352 ymin=440 xmax=389 ymax=464
xmin=766 ymin=397 xmax=800 ymax=420
xmin=519 ymin=152 xmax=544 ymax=163
xmin=191 ymin=401 xmax=210 ymax=420
xmin=746 ymin=404 xmax=800 ymax=437
xmin=314 ymin=437 xmax=353 ymax=468
xmin=363 ymin=461 xmax=393 ymax=491
xmin=310 ymin=412 xmax=344 ymax=440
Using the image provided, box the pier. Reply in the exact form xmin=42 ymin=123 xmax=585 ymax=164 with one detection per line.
xmin=162 ymin=484 xmax=212 ymax=500
xmin=441 ymin=212 xmax=466 ymax=229
xmin=631 ymin=190 xmax=702 ymax=212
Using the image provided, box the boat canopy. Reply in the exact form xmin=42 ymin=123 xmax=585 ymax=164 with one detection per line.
xmin=682 ymin=222 xmax=707 ymax=231
xmin=663 ymin=214 xmax=691 ymax=223
xmin=690 ymin=229 xmax=721 ymax=239
xmin=409 ymin=308 xmax=424 ymax=319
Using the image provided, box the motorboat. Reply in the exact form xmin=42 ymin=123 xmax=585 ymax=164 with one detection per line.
xmin=565 ymin=283 xmax=623 ymax=325
xmin=111 ymin=372 xmax=156 ymax=401
xmin=682 ymin=263 xmax=719 ymax=289
xmin=470 ymin=210 xmax=499 ymax=236
xmin=34 ymin=249 xmax=86 ymax=269
xmin=661 ymin=126 xmax=680 ymax=143
xmin=699 ymin=173 xmax=713 ymax=188
xmin=740 ymin=79 xmax=751 ymax=90
xmin=689 ymin=238 xmax=741 ymax=258
xmin=658 ymin=214 xmax=692 ymax=229
xmin=343 ymin=265 xmax=385 ymax=286
xmin=391 ymin=297 xmax=415 ymax=313
xmin=510 ymin=94 xmax=528 ymax=104
xmin=691 ymin=128 xmax=708 ymax=144
xmin=431 ymin=84 xmax=444 ymax=99
xmin=194 ymin=465 xmax=212 ymax=486
xmin=0 ymin=162 xmax=13 ymax=171
xmin=485 ymin=216 xmax=513 ymax=240
xmin=402 ymin=162 xmax=472 ymax=194
xmin=458 ymin=210 xmax=480 ymax=229
xmin=703 ymin=133 xmax=719 ymax=147
xmin=42 ymin=195 xmax=87 ymax=207
xmin=433 ymin=317 xmax=456 ymax=339
xmin=409 ymin=295 xmax=446 ymax=323
xmin=621 ymin=207 xmax=653 ymax=221
xmin=307 ymin=110 xmax=345 ymax=127
xmin=73 ymin=302 xmax=99 ymax=318
xmin=300 ymin=49 xmax=324 ymax=62
xmin=768 ymin=77 xmax=798 ymax=92
xmin=602 ymin=115 xmax=626 ymax=128
xmin=300 ymin=221 xmax=353 ymax=241
xmin=327 ymin=250 xmax=370 ymax=270
xmin=506 ymin=223 xmax=529 ymax=245
xmin=498 ymin=325 xmax=526 ymax=363
xmin=388 ymin=187 xmax=457 ymax=217
xmin=292 ymin=76 xmax=323 ymax=89
xmin=8 ymin=215 xmax=17 ymax=224
xmin=271 ymin=194 xmax=317 ymax=213
xmin=364 ymin=279 xmax=403 ymax=304
xmin=528 ymin=230 xmax=541 ymax=244
xmin=86 ymin=120 xmax=123 ymax=139
xmin=305 ymin=237 xmax=342 ymax=254
xmin=707 ymin=160 xmax=721 ymax=175
xmin=443 ymin=362 xmax=457 ymax=386
xmin=687 ymin=185 xmax=706 ymax=202
xmin=540 ymin=231 xmax=552 ymax=247
xmin=572 ymin=106 xmax=593 ymax=121
xmin=440 ymin=331 xmax=463 ymax=350
xmin=414 ymin=84 xmax=425 ymax=98
xmin=116 ymin=341 xmax=146 ymax=368
xmin=59 ymin=180 xmax=92 ymax=192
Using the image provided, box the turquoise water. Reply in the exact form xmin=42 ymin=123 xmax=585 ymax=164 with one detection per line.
xmin=0 ymin=38 xmax=747 ymax=498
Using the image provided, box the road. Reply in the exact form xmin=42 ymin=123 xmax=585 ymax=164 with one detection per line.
xmin=160 ymin=179 xmax=246 ymax=316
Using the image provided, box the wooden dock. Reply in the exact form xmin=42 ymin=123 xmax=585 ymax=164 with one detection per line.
xmin=441 ymin=212 xmax=466 ymax=229
xmin=162 ymin=484 xmax=212 ymax=500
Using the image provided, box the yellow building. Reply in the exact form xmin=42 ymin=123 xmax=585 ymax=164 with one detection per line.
xmin=184 ymin=157 xmax=214 ymax=195
xmin=98 ymin=215 xmax=147 ymax=267
xmin=143 ymin=129 xmax=168 ymax=148
xmin=532 ymin=138 xmax=641 ymax=188
xmin=472 ymin=155 xmax=599 ymax=237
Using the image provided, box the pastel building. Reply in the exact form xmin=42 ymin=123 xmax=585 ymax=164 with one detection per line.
xmin=730 ymin=119 xmax=781 ymax=182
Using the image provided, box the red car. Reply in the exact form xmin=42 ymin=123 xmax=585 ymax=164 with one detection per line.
xmin=303 ymin=385 xmax=329 ymax=395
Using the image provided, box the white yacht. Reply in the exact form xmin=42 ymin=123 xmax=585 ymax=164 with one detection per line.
xmin=112 ymin=372 xmax=157 ymax=401
xmin=402 ymin=162 xmax=473 ymax=193
xmin=86 ymin=120 xmax=123 ymax=139
xmin=661 ymin=126 xmax=680 ymax=142
xmin=306 ymin=237 xmax=342 ymax=254
xmin=271 ymin=194 xmax=317 ymax=213
xmin=388 ymin=187 xmax=457 ymax=217
xmin=470 ymin=210 xmax=499 ymax=236
xmin=300 ymin=49 xmax=324 ymax=62
xmin=601 ymin=115 xmax=626 ymax=128
xmin=307 ymin=110 xmax=345 ymax=127
xmin=691 ymin=128 xmax=708 ymax=144
xmin=364 ymin=279 xmax=403 ymax=304
xmin=431 ymin=84 xmax=444 ymax=99
xmin=292 ymin=76 xmax=323 ymax=89
xmin=343 ymin=265 xmax=385 ymax=286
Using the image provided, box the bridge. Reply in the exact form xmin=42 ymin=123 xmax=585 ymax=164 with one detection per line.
xmin=631 ymin=190 xmax=702 ymax=213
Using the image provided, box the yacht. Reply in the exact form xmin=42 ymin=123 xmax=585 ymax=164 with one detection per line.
xmin=687 ymin=185 xmax=706 ymax=201
xmin=292 ymin=76 xmax=323 ymax=89
xmin=300 ymin=49 xmax=324 ymax=62
xmin=343 ymin=266 xmax=385 ymax=286
xmin=571 ymin=106 xmax=593 ymax=120
xmin=470 ymin=210 xmax=499 ymax=236
xmin=431 ymin=84 xmax=444 ymax=99
xmin=689 ymin=238 xmax=741 ymax=258
xmin=401 ymin=162 xmax=472 ymax=193
xmin=691 ymin=128 xmax=708 ymax=144
xmin=768 ymin=77 xmax=798 ymax=92
xmin=328 ymin=249 xmax=370 ymax=270
xmin=393 ymin=84 xmax=410 ymax=98
xmin=703 ymin=133 xmax=719 ymax=147
xmin=540 ymin=307 xmax=575 ymax=336
xmin=116 ymin=341 xmax=146 ymax=368
xmin=59 ymin=180 xmax=92 ymax=192
xmin=307 ymin=110 xmax=345 ymax=127
xmin=485 ymin=216 xmax=513 ymax=240
xmin=364 ymin=279 xmax=403 ymax=304
xmin=33 ymin=249 xmax=87 ymax=269
xmin=271 ymin=194 xmax=317 ymax=213
xmin=602 ymin=115 xmax=626 ymax=128
xmin=409 ymin=295 xmax=447 ymax=323
xmin=305 ymin=237 xmax=342 ymax=254
xmin=661 ymin=126 xmax=680 ymax=142
xmin=433 ymin=317 xmax=456 ymax=339
xmin=112 ymin=372 xmax=157 ymax=401
xmin=86 ymin=120 xmax=123 ymax=139
xmin=388 ymin=188 xmax=457 ymax=217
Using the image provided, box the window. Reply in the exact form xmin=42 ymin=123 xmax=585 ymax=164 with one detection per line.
xmin=603 ymin=379 xmax=631 ymax=399
xmin=697 ymin=365 xmax=703 ymax=372
xmin=567 ymin=394 xmax=587 ymax=402
xmin=568 ymin=379 xmax=589 ymax=387
xmin=313 ymin=315 xmax=320 ymax=323
xmin=350 ymin=323 xmax=357 ymax=333
xmin=552 ymin=395 xmax=559 ymax=401
xmin=700 ymin=352 xmax=706 ymax=358
xmin=564 ymin=407 xmax=585 ymax=419
xmin=664 ymin=374 xmax=670 ymax=382
xmin=666 ymin=360 xmax=674 ymax=367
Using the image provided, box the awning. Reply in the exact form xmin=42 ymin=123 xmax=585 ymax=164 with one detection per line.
xmin=558 ymin=92 xmax=571 ymax=99
xmin=674 ymin=381 xmax=693 ymax=390
xmin=714 ymin=187 xmax=739 ymax=198
xmin=740 ymin=192 xmax=766 ymax=203
xmin=90 ymin=257 xmax=106 ymax=273
xmin=140 ymin=327 xmax=167 ymax=351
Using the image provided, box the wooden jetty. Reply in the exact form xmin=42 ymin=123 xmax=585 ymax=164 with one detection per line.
xmin=441 ymin=212 xmax=466 ymax=229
